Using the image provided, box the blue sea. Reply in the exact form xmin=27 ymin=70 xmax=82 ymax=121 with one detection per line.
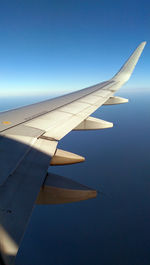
xmin=1 ymin=89 xmax=150 ymax=265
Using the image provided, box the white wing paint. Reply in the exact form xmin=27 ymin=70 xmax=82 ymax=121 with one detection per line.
xmin=0 ymin=41 xmax=146 ymax=265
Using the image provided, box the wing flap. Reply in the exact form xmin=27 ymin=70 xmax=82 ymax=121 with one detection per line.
xmin=0 ymin=137 xmax=57 ymax=265
xmin=0 ymin=125 xmax=45 ymax=186
xmin=0 ymin=81 xmax=112 ymax=132
xmin=25 ymin=90 xmax=113 ymax=140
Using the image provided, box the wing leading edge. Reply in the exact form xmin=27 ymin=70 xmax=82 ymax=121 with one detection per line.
xmin=0 ymin=42 xmax=146 ymax=265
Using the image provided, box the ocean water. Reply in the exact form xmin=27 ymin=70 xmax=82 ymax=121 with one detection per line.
xmin=1 ymin=90 xmax=150 ymax=265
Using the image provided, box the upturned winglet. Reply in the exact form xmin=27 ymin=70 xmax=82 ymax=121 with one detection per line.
xmin=112 ymin=41 xmax=146 ymax=83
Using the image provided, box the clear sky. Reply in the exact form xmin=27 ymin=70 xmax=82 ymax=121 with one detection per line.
xmin=0 ymin=0 xmax=149 ymax=97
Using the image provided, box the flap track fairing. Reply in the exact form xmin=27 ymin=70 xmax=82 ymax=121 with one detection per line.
xmin=104 ymin=96 xmax=128 ymax=105
xmin=36 ymin=173 xmax=97 ymax=204
xmin=73 ymin=116 xmax=113 ymax=130
xmin=50 ymin=149 xmax=85 ymax=166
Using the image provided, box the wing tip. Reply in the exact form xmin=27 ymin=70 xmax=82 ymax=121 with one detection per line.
xmin=141 ymin=41 xmax=147 ymax=45
xmin=112 ymin=41 xmax=147 ymax=84
xmin=140 ymin=41 xmax=147 ymax=49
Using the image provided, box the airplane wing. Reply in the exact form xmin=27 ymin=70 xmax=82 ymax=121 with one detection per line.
xmin=0 ymin=42 xmax=146 ymax=265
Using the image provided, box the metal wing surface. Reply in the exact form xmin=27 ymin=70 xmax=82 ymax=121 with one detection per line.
xmin=0 ymin=42 xmax=146 ymax=265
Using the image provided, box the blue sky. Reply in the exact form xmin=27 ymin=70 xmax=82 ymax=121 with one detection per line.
xmin=0 ymin=0 xmax=149 ymax=97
